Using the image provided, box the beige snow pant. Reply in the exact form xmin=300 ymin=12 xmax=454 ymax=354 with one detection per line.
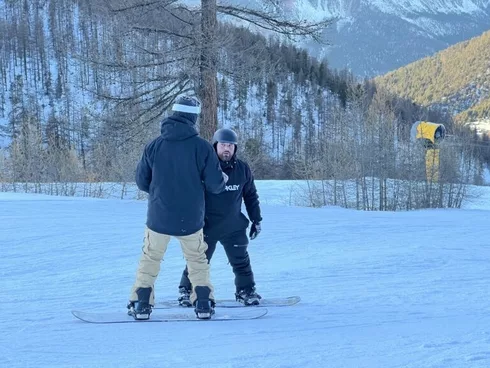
xmin=129 ymin=226 xmax=214 ymax=305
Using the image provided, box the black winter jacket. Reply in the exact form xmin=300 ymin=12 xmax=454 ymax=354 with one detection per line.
xmin=204 ymin=157 xmax=262 ymax=239
xmin=136 ymin=115 xmax=225 ymax=236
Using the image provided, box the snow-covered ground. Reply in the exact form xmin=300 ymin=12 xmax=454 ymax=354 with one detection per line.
xmin=465 ymin=119 xmax=490 ymax=137
xmin=1 ymin=183 xmax=490 ymax=368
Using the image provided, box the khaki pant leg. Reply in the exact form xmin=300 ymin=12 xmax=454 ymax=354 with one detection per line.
xmin=129 ymin=227 xmax=171 ymax=305
xmin=176 ymin=229 xmax=214 ymax=304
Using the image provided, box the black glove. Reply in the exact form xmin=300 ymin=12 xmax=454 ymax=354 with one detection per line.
xmin=249 ymin=222 xmax=261 ymax=240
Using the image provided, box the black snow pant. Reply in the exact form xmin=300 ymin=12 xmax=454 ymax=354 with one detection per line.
xmin=179 ymin=229 xmax=255 ymax=293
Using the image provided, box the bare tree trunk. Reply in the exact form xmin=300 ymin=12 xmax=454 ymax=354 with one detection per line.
xmin=356 ymin=177 xmax=360 ymax=210
xmin=199 ymin=0 xmax=218 ymax=141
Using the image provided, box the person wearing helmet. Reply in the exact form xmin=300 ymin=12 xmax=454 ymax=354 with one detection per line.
xmin=178 ymin=127 xmax=263 ymax=306
xmin=127 ymin=95 xmax=226 ymax=320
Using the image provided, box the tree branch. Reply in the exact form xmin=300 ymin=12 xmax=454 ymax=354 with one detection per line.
xmin=130 ymin=25 xmax=194 ymax=39
xmin=216 ymin=5 xmax=336 ymax=42
xmin=107 ymin=0 xmax=177 ymax=13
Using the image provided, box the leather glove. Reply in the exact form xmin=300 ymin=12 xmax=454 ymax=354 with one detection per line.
xmin=249 ymin=222 xmax=261 ymax=240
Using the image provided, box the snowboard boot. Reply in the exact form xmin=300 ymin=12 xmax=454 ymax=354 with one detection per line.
xmin=193 ymin=286 xmax=215 ymax=319
xmin=178 ymin=286 xmax=192 ymax=307
xmin=127 ymin=287 xmax=153 ymax=320
xmin=236 ymin=286 xmax=262 ymax=306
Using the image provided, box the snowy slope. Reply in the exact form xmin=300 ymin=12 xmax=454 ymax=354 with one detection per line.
xmin=293 ymin=0 xmax=489 ymax=19
xmin=1 ymin=185 xmax=490 ymax=368
xmin=233 ymin=0 xmax=490 ymax=75
xmin=465 ymin=119 xmax=490 ymax=136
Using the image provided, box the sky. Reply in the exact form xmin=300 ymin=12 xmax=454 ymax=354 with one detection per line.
xmin=1 ymin=182 xmax=490 ymax=368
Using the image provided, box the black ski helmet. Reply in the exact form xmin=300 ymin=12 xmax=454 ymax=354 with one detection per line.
xmin=212 ymin=128 xmax=238 ymax=145
xmin=212 ymin=128 xmax=238 ymax=156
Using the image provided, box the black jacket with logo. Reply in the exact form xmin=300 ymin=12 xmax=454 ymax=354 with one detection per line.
xmin=135 ymin=115 xmax=225 ymax=236
xmin=204 ymin=157 xmax=262 ymax=239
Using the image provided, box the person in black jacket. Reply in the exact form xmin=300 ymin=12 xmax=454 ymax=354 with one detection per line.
xmin=127 ymin=95 xmax=227 ymax=320
xmin=178 ymin=128 xmax=263 ymax=306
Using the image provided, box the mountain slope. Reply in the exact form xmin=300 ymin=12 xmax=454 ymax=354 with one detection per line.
xmin=455 ymin=96 xmax=490 ymax=123
xmin=236 ymin=0 xmax=490 ymax=76
xmin=373 ymin=29 xmax=490 ymax=119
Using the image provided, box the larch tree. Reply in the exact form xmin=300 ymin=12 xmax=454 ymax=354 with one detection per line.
xmin=91 ymin=0 xmax=335 ymax=140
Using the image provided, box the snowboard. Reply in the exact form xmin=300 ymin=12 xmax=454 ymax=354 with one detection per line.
xmin=155 ymin=296 xmax=300 ymax=309
xmin=72 ymin=308 xmax=268 ymax=324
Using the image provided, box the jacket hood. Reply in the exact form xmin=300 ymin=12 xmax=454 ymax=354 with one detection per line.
xmin=160 ymin=115 xmax=198 ymax=141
